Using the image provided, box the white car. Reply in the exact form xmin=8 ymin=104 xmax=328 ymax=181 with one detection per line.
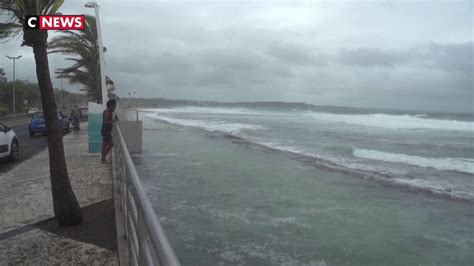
xmin=0 ymin=123 xmax=19 ymax=161
xmin=27 ymin=107 xmax=41 ymax=117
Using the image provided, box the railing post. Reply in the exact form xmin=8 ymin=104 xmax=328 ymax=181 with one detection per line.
xmin=122 ymin=162 xmax=129 ymax=241
xmin=138 ymin=214 xmax=146 ymax=265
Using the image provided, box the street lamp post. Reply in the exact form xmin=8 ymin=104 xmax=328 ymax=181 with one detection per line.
xmin=54 ymin=88 xmax=64 ymax=112
xmin=59 ymin=78 xmax=63 ymax=111
xmin=6 ymin=55 xmax=22 ymax=117
xmin=128 ymin=91 xmax=136 ymax=108
xmin=85 ymin=2 xmax=107 ymax=108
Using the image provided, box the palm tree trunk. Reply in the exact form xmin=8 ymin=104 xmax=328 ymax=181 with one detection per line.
xmin=32 ymin=39 xmax=83 ymax=226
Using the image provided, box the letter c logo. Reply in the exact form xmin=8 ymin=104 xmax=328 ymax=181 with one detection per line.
xmin=24 ymin=16 xmax=39 ymax=29
xmin=27 ymin=17 xmax=37 ymax=28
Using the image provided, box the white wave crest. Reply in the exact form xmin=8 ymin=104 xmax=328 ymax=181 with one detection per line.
xmin=353 ymin=148 xmax=474 ymax=174
xmin=251 ymin=141 xmax=474 ymax=199
xmin=254 ymin=141 xmax=406 ymax=175
xmin=303 ymin=112 xmax=474 ymax=131
xmin=391 ymin=177 xmax=474 ymax=199
xmin=147 ymin=114 xmax=266 ymax=134
xmin=255 ymin=141 xmax=320 ymax=157
xmin=142 ymin=106 xmax=260 ymax=115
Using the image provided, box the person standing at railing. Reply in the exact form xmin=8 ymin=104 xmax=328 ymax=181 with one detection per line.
xmin=101 ymin=99 xmax=119 ymax=162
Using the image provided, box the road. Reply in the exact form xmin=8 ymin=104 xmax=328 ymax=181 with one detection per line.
xmin=0 ymin=124 xmax=49 ymax=174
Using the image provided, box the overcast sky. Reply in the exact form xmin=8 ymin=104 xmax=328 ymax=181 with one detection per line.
xmin=0 ymin=0 xmax=472 ymax=112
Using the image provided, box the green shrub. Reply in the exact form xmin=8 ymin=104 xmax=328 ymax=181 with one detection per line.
xmin=0 ymin=106 xmax=9 ymax=117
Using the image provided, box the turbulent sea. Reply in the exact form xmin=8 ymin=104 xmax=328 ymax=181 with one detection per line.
xmin=132 ymin=105 xmax=474 ymax=265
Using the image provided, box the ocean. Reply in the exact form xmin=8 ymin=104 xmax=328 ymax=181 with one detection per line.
xmin=132 ymin=105 xmax=473 ymax=265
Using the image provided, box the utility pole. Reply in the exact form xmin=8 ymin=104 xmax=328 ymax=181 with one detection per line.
xmin=54 ymin=88 xmax=63 ymax=112
xmin=60 ymin=78 xmax=63 ymax=111
xmin=6 ymin=55 xmax=22 ymax=117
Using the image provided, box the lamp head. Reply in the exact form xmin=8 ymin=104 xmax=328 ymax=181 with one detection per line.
xmin=6 ymin=55 xmax=22 ymax=59
xmin=85 ymin=2 xmax=99 ymax=8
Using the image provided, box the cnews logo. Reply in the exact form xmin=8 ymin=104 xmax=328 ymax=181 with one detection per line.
xmin=24 ymin=15 xmax=85 ymax=30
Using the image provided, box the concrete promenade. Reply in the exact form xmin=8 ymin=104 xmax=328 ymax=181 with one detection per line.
xmin=0 ymin=123 xmax=118 ymax=265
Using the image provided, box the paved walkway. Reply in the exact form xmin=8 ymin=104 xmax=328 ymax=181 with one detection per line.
xmin=0 ymin=123 xmax=118 ymax=265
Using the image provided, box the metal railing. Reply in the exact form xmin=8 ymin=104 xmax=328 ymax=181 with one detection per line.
xmin=113 ymin=125 xmax=179 ymax=265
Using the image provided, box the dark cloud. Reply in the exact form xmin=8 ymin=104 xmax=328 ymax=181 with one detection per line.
xmin=338 ymin=48 xmax=410 ymax=67
xmin=108 ymin=52 xmax=195 ymax=75
xmin=0 ymin=0 xmax=472 ymax=112
xmin=266 ymin=42 xmax=322 ymax=66
xmin=336 ymin=42 xmax=473 ymax=75
xmin=198 ymin=49 xmax=265 ymax=72
xmin=424 ymin=42 xmax=473 ymax=73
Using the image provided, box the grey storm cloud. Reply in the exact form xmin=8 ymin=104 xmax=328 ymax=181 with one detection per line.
xmin=425 ymin=42 xmax=473 ymax=73
xmin=266 ymin=42 xmax=325 ymax=66
xmin=0 ymin=0 xmax=472 ymax=112
xmin=108 ymin=52 xmax=195 ymax=75
xmin=337 ymin=42 xmax=473 ymax=74
xmin=338 ymin=48 xmax=410 ymax=67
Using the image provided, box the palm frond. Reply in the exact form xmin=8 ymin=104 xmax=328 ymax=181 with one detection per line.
xmin=49 ymin=14 xmax=115 ymax=103
xmin=45 ymin=0 xmax=64 ymax=15
xmin=0 ymin=0 xmax=64 ymax=42
xmin=0 ymin=21 xmax=21 ymax=41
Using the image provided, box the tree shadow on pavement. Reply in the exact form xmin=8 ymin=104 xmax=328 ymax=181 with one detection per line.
xmin=33 ymin=198 xmax=117 ymax=251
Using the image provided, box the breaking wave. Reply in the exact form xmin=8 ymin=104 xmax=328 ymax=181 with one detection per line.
xmin=147 ymin=113 xmax=266 ymax=134
xmin=353 ymin=148 xmax=474 ymax=175
xmin=238 ymin=140 xmax=474 ymax=200
xmin=145 ymin=110 xmax=474 ymax=200
xmin=142 ymin=107 xmax=261 ymax=115
xmin=303 ymin=112 xmax=474 ymax=131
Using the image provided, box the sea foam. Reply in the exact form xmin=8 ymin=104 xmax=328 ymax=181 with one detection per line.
xmin=147 ymin=113 xmax=266 ymax=134
xmin=248 ymin=141 xmax=474 ymax=199
xmin=353 ymin=148 xmax=474 ymax=174
xmin=303 ymin=112 xmax=474 ymax=131
xmin=143 ymin=106 xmax=260 ymax=115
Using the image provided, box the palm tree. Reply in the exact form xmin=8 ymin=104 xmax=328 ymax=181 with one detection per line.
xmin=0 ymin=0 xmax=82 ymax=226
xmin=48 ymin=15 xmax=115 ymax=103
